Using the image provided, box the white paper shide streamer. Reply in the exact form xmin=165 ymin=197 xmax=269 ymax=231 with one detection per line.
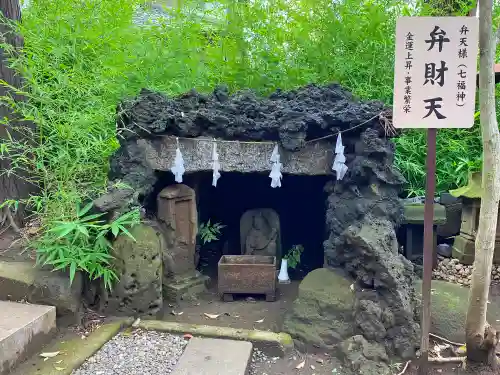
xmin=269 ymin=144 xmax=282 ymax=188
xmin=332 ymin=133 xmax=348 ymax=181
xmin=170 ymin=138 xmax=185 ymax=183
xmin=212 ymin=139 xmax=221 ymax=187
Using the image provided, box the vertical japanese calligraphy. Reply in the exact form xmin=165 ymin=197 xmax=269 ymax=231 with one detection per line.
xmin=393 ymin=17 xmax=478 ymax=129
xmin=422 ymin=25 xmax=449 ymax=120
xmin=403 ymin=32 xmax=414 ymax=114
xmin=456 ymin=25 xmax=469 ymax=107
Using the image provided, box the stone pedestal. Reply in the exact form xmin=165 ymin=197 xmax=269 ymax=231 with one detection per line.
xmin=452 ymin=197 xmax=500 ymax=264
xmin=162 ymin=271 xmax=209 ymax=301
xmin=157 ymin=184 xmax=209 ymax=301
xmin=404 ymin=224 xmax=438 ymax=266
xmin=402 ymin=203 xmax=447 ymax=268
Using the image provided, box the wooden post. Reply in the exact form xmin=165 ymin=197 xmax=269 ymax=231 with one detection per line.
xmin=418 ymin=128 xmax=437 ymax=375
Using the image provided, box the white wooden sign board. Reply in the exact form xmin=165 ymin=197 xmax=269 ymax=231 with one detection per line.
xmin=393 ymin=17 xmax=479 ymax=129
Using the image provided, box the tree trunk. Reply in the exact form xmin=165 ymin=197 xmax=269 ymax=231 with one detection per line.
xmin=0 ymin=0 xmax=33 ymax=230
xmin=465 ymin=0 xmax=500 ymax=367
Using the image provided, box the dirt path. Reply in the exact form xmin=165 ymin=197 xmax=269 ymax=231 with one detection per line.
xmin=161 ymin=282 xmax=345 ymax=374
xmin=161 ymin=281 xmax=300 ymax=332
xmin=251 ymin=350 xmax=342 ymax=375
xmin=406 ymin=362 xmax=498 ymax=375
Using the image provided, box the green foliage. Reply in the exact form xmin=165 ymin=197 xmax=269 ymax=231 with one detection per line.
xmin=198 ymin=219 xmax=225 ymax=244
xmin=283 ymin=244 xmax=304 ymax=269
xmin=394 ymin=125 xmax=483 ymax=197
xmin=0 ymin=0 xmax=498 ymax=285
xmin=35 ymin=202 xmax=140 ymax=290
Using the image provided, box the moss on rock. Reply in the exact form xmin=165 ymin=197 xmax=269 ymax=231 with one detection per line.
xmin=283 ymin=268 xmax=355 ymax=351
xmin=100 ymin=224 xmax=163 ymax=317
xmin=403 ymin=203 xmax=447 ymax=225
xmin=415 ymin=279 xmax=500 ymax=343
xmin=138 ymin=320 xmax=293 ymax=357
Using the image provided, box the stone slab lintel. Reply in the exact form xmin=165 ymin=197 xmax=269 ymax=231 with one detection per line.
xmin=137 ymin=136 xmax=333 ymax=175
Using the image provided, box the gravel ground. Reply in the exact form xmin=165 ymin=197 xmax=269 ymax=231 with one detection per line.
xmin=249 ymin=348 xmax=279 ymax=374
xmin=72 ymin=329 xmax=188 ymax=375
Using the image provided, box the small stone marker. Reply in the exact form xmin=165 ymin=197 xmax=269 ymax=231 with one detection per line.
xmin=171 ymin=337 xmax=253 ymax=375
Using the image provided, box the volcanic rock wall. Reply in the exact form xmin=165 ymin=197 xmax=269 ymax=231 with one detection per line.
xmin=324 ymin=128 xmax=420 ymax=360
xmin=103 ymin=84 xmax=419 ymax=370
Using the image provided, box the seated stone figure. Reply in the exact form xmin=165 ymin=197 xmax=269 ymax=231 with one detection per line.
xmin=240 ymin=209 xmax=281 ymax=259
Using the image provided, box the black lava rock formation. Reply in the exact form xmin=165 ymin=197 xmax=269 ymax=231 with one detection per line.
xmin=103 ymin=83 xmax=419 ymax=368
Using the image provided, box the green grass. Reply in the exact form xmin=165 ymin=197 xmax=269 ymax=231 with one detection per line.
xmin=0 ymin=0 xmax=498 ymax=281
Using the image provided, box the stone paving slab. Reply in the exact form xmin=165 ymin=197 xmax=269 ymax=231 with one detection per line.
xmin=0 ymin=301 xmax=56 ymax=375
xmin=171 ymin=337 xmax=252 ymax=375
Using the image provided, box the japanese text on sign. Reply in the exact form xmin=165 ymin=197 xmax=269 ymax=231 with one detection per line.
xmin=393 ymin=17 xmax=478 ymax=129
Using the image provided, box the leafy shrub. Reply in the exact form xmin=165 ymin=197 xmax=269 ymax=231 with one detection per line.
xmin=198 ymin=219 xmax=225 ymax=244
xmin=35 ymin=203 xmax=140 ymax=289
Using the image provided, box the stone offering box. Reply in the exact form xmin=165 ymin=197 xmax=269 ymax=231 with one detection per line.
xmin=218 ymin=255 xmax=277 ymax=302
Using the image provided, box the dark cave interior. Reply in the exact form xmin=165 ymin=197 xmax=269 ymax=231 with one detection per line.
xmin=145 ymin=170 xmax=329 ymax=280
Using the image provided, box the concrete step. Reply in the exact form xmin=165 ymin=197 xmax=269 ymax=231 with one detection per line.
xmin=0 ymin=301 xmax=56 ymax=375
xmin=171 ymin=337 xmax=252 ymax=375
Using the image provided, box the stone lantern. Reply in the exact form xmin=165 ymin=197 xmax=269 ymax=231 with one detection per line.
xmin=451 ymin=172 xmax=500 ymax=264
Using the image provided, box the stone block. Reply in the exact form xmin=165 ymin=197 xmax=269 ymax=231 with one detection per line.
xmin=0 ymin=301 xmax=56 ymax=375
xmin=403 ymin=203 xmax=447 ymax=225
xmin=139 ymin=320 xmax=292 ymax=357
xmin=157 ymin=184 xmax=207 ymax=300
xmin=452 ymin=234 xmax=476 ymax=265
xmin=137 ymin=137 xmax=333 ymax=175
xmin=453 ymin=234 xmax=500 ymax=265
xmin=101 ymin=224 xmax=163 ymax=317
xmin=439 ymin=192 xmax=459 ymax=206
xmin=436 ymin=200 xmax=462 ymax=238
xmin=157 ymin=184 xmax=198 ymax=278
xmin=171 ymin=337 xmax=252 ymax=375
xmin=163 ymin=272 xmax=210 ymax=302
xmin=0 ymin=260 xmax=82 ymax=322
xmin=283 ymin=268 xmax=355 ymax=351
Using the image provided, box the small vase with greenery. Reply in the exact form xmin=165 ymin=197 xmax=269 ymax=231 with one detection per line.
xmin=283 ymin=244 xmax=304 ymax=269
xmin=278 ymin=244 xmax=304 ymax=284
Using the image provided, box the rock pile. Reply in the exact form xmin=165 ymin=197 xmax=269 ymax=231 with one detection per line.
xmin=433 ymin=257 xmax=500 ymax=286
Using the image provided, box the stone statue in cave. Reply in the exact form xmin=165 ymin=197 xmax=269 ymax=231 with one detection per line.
xmin=240 ymin=209 xmax=281 ymax=258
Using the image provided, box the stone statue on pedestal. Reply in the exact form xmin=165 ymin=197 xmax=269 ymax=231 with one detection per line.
xmin=157 ymin=184 xmax=209 ymax=301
